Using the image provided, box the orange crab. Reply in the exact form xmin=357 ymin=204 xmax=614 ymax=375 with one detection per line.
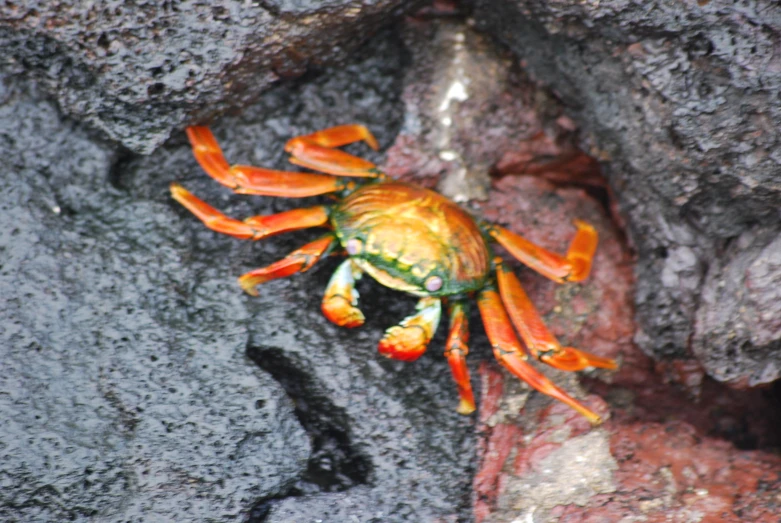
xmin=170 ymin=124 xmax=617 ymax=424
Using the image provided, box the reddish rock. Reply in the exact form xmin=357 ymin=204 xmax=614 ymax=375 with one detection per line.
xmin=467 ymin=172 xmax=780 ymax=522
xmin=553 ymin=421 xmax=781 ymax=523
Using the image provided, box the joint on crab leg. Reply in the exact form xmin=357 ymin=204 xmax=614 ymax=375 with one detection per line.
xmin=445 ymin=300 xmax=476 ymax=415
xmin=185 ymin=126 xmax=230 ymax=182
xmin=322 ymin=259 xmax=365 ymax=328
xmin=284 ymin=124 xmax=383 ymax=179
xmin=170 ymin=183 xmax=330 ymax=240
xmin=488 ymin=220 xmax=598 ymax=283
xmin=495 ymin=259 xmax=617 ymax=372
xmin=477 ymin=286 xmax=603 ymax=425
xmin=566 ymin=220 xmax=599 ymax=281
xmin=186 ymin=126 xmax=349 ymax=196
xmin=238 ymin=234 xmax=335 ymax=296
xmin=378 ymin=297 xmax=442 ymax=362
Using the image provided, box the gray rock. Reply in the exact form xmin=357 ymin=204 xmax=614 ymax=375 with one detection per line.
xmin=1 ymin=29 xmax=475 ymax=521
xmin=694 ymin=228 xmax=781 ymax=387
xmin=487 ymin=430 xmax=617 ymax=523
xmin=0 ymin=0 xmax=420 ymax=153
xmin=472 ymin=0 xmax=781 ymax=384
xmin=0 ymin=79 xmax=309 ymax=522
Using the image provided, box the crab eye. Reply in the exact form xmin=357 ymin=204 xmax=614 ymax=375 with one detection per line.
xmin=345 ymin=238 xmax=362 ymax=255
xmin=424 ymin=275 xmax=443 ymax=292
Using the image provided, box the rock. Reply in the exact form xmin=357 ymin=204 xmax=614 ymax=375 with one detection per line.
xmin=384 ymin=17 xmax=602 ymax=198
xmin=0 ymin=78 xmax=309 ymax=522
xmin=4 ymin=3 xmax=781 ymax=520
xmin=694 ymin=229 xmax=781 ymax=386
xmin=469 ymin=177 xmax=781 ymax=523
xmin=471 ymin=0 xmax=781 ymax=386
xmin=0 ymin=29 xmax=476 ymax=521
xmin=584 ymin=420 xmax=781 ymax=522
xmin=0 ymin=0 xmax=419 ymax=153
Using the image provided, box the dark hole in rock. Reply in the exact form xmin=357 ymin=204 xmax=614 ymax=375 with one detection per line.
xmin=147 ymin=82 xmax=165 ymax=96
xmin=246 ymin=344 xmax=372 ymax=512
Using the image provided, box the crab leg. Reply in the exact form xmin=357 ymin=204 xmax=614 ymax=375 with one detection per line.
xmin=285 ymin=124 xmax=383 ymax=178
xmin=170 ymin=183 xmax=329 ymax=240
xmin=445 ymin=300 xmax=476 ymax=415
xmin=291 ymin=125 xmax=379 ymax=150
xmin=187 ymin=126 xmax=349 ymax=196
xmin=322 ymin=259 xmax=365 ymax=328
xmin=495 ymin=259 xmax=617 ymax=372
xmin=238 ymin=234 xmax=336 ymax=296
xmin=476 ymin=286 xmax=603 ymax=425
xmin=489 ymin=220 xmax=598 ymax=283
xmin=378 ymin=297 xmax=441 ymax=362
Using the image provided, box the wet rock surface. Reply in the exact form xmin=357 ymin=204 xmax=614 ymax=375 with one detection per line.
xmin=472 ymin=0 xmax=781 ymax=387
xmin=0 ymin=0 xmax=419 ymax=153
xmin=0 ymin=32 xmax=474 ymax=522
xmin=0 ymin=79 xmax=310 ymax=521
xmin=3 ymin=3 xmax=781 ymax=522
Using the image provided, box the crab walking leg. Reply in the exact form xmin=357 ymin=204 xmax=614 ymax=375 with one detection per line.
xmin=489 ymin=220 xmax=598 ymax=283
xmin=238 ymin=235 xmax=336 ymax=296
xmin=495 ymin=259 xmax=617 ymax=372
xmin=284 ymin=125 xmax=383 ymax=178
xmin=378 ymin=297 xmax=442 ymax=362
xmin=170 ymin=183 xmax=330 ymax=240
xmin=476 ymin=287 xmax=603 ymax=425
xmin=445 ymin=300 xmax=476 ymax=415
xmin=186 ymin=126 xmax=349 ymax=196
xmin=322 ymin=259 xmax=365 ymax=328
xmin=291 ymin=124 xmax=379 ymax=150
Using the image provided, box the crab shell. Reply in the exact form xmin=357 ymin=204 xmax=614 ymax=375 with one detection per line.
xmin=332 ymin=181 xmax=490 ymax=298
xmin=171 ymin=124 xmax=617 ymax=423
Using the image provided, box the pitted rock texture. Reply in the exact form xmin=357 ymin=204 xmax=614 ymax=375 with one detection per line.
xmin=472 ymin=0 xmax=781 ymax=387
xmin=694 ymin=229 xmax=781 ymax=387
xmin=0 ymin=78 xmax=309 ymax=522
xmin=0 ymin=0 xmax=420 ymax=153
xmin=1 ymin=31 xmax=476 ymax=522
xmin=5 ymin=4 xmax=781 ymax=521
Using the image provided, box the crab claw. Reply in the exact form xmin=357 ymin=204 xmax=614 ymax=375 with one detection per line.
xmin=322 ymin=259 xmax=365 ymax=328
xmin=378 ymin=297 xmax=441 ymax=362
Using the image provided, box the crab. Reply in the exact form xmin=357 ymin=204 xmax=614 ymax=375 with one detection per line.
xmin=170 ymin=124 xmax=617 ymax=424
